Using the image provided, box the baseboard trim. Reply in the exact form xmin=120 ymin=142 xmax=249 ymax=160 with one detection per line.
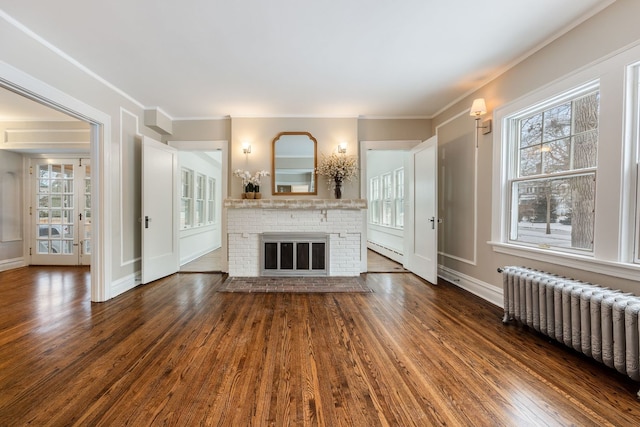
xmin=438 ymin=265 xmax=503 ymax=308
xmin=180 ymin=246 xmax=220 ymax=266
xmin=110 ymin=272 xmax=140 ymax=299
xmin=0 ymin=257 xmax=26 ymax=272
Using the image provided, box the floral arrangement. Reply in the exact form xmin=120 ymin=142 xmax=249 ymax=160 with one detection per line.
xmin=316 ymin=153 xmax=358 ymax=189
xmin=233 ymin=169 xmax=269 ymax=192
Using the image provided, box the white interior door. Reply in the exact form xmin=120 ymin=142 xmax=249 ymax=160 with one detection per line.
xmin=142 ymin=136 xmax=179 ymax=284
xmin=31 ymin=158 xmax=91 ymax=266
xmin=404 ymin=135 xmax=438 ymax=283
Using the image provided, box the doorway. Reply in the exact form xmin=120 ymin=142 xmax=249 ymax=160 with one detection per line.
xmin=0 ymin=64 xmax=109 ymax=301
xmin=359 ymin=140 xmax=421 ymax=273
xmin=168 ymin=140 xmax=228 ymax=274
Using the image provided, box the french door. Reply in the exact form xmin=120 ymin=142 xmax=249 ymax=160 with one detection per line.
xmin=30 ymin=158 xmax=91 ymax=265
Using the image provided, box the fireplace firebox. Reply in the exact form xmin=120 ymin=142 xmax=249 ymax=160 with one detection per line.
xmin=260 ymin=233 xmax=329 ymax=276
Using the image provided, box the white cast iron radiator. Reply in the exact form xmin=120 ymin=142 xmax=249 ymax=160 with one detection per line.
xmin=499 ymin=266 xmax=640 ymax=395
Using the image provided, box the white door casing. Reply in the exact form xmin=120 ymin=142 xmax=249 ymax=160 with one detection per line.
xmin=404 ymin=135 xmax=438 ymax=283
xmin=141 ymin=136 xmax=179 ymax=284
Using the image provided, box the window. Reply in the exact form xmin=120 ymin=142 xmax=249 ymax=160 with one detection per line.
xmin=369 ymin=169 xmax=404 ymax=229
xmin=195 ymin=174 xmax=205 ymax=226
xmin=394 ymin=168 xmax=404 ymax=228
xmin=181 ymin=168 xmax=193 ymax=229
xmin=381 ymin=173 xmax=392 ymax=226
xmin=181 ymin=168 xmax=218 ymax=229
xmin=207 ymin=177 xmax=216 ymax=223
xmin=370 ymin=177 xmax=380 ymax=224
xmin=506 ymin=85 xmax=599 ymax=253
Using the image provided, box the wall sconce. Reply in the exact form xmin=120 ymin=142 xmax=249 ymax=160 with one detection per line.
xmin=242 ymin=142 xmax=251 ymax=154
xmin=337 ymin=142 xmax=347 ymax=154
xmin=469 ymin=98 xmax=492 ymax=148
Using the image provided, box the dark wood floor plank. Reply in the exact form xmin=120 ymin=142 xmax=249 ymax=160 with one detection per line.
xmin=1 ymin=267 xmax=640 ymax=426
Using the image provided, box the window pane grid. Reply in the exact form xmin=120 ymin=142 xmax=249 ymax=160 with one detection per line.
xmin=36 ymin=163 xmax=76 ymax=255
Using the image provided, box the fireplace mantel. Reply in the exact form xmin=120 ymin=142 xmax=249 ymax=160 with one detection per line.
xmin=224 ymin=198 xmax=367 ymax=210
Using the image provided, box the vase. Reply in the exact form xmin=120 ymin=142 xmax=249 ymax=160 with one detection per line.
xmin=334 ymin=178 xmax=343 ymax=199
xmin=246 ymin=192 xmax=255 ymax=199
xmin=255 ymin=192 xmax=262 ymax=199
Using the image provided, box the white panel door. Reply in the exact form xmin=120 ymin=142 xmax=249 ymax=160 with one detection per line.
xmin=404 ymin=136 xmax=438 ymax=283
xmin=142 ymin=136 xmax=179 ymax=284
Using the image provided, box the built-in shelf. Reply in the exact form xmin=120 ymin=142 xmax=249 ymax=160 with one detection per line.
xmin=224 ymin=198 xmax=367 ymax=210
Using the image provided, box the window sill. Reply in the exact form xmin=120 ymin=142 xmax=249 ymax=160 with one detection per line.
xmin=489 ymin=241 xmax=640 ymax=281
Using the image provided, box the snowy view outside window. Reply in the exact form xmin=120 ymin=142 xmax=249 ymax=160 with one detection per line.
xmin=509 ymin=89 xmax=599 ymax=251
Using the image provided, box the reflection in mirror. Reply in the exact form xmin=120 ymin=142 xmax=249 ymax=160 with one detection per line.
xmin=272 ymin=132 xmax=317 ymax=195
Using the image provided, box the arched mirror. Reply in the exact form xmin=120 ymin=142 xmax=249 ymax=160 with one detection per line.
xmin=272 ymin=132 xmax=317 ymax=195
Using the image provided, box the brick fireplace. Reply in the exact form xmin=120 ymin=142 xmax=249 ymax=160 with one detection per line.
xmin=225 ymin=199 xmax=367 ymax=277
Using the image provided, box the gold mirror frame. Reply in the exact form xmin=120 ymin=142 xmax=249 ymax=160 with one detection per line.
xmin=271 ymin=131 xmax=318 ymax=195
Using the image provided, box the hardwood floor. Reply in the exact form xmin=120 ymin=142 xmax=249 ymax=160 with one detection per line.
xmin=366 ymin=249 xmax=407 ymax=272
xmin=1 ymin=267 xmax=640 ymax=426
xmin=180 ymin=248 xmax=223 ymax=272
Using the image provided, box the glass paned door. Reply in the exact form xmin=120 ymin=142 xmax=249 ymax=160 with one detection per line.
xmin=31 ymin=159 xmax=91 ymax=266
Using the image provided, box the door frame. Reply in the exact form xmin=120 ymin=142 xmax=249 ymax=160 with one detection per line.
xmin=1 ymin=62 xmax=112 ymax=302
xmin=359 ymin=140 xmax=422 ymax=273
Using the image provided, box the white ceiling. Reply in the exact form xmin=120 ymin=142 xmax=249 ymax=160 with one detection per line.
xmin=0 ymin=0 xmax=613 ymax=120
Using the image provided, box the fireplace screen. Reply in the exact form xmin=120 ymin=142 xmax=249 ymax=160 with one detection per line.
xmin=261 ymin=233 xmax=328 ymax=276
